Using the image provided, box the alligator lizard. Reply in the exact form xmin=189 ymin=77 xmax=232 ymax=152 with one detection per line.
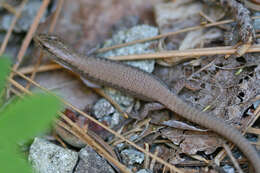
xmin=34 ymin=34 xmax=260 ymax=172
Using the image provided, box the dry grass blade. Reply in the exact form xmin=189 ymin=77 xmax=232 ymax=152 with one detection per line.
xmin=9 ymin=87 xmax=23 ymax=97
xmin=109 ymin=44 xmax=260 ymax=61
xmin=223 ymin=143 xmax=244 ymax=173
xmin=144 ymin=143 xmax=150 ymax=169
xmin=55 ymin=119 xmax=118 ymax=161
xmin=26 ymin=0 xmax=64 ymax=89
xmin=48 ymin=0 xmax=64 ymax=32
xmin=96 ymin=16 xmax=260 ymax=54
xmin=17 ymin=64 xmax=61 ymax=75
xmin=11 ymin=0 xmax=50 ymax=74
xmin=1 ymin=2 xmax=17 ymax=14
xmin=0 ymin=0 xmax=28 ymax=56
xmin=199 ymin=11 xmax=227 ymax=30
xmin=247 ymin=127 xmax=260 ymax=135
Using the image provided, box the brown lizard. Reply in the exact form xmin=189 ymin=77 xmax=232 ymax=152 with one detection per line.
xmin=34 ymin=34 xmax=260 ymax=172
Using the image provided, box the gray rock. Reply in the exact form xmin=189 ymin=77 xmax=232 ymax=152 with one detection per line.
xmin=102 ymin=111 xmax=121 ymax=128
xmin=93 ymin=99 xmax=115 ymax=119
xmin=136 ymin=169 xmax=153 ymax=173
xmin=253 ymin=12 xmax=260 ymax=31
xmin=28 ymin=137 xmax=78 ymax=173
xmin=0 ymin=0 xmax=47 ymax=32
xmin=103 ymin=87 xmax=135 ymax=107
xmin=121 ymin=149 xmax=144 ymax=165
xmin=254 ymin=12 xmax=260 ymax=43
xmin=93 ymin=88 xmax=134 ymax=128
xmin=100 ymin=24 xmax=158 ymax=73
xmin=74 ymin=146 xmax=115 ymax=173
xmin=222 ymin=165 xmax=235 ymax=173
xmin=92 ymin=98 xmax=122 ymax=128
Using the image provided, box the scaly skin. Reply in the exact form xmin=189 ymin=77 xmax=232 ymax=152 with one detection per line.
xmin=34 ymin=34 xmax=260 ymax=172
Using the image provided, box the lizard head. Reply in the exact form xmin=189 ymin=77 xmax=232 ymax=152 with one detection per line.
xmin=33 ymin=34 xmax=80 ymax=72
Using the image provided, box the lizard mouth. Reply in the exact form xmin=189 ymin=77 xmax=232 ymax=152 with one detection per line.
xmin=33 ymin=34 xmax=56 ymax=58
xmin=33 ymin=35 xmax=44 ymax=49
xmin=33 ymin=34 xmax=76 ymax=72
xmin=33 ymin=34 xmax=62 ymax=50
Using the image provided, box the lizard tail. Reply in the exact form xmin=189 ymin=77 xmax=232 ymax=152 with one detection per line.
xmin=163 ymin=92 xmax=260 ymax=173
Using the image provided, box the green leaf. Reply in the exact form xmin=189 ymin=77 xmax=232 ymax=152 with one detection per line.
xmin=0 ymin=56 xmax=11 ymax=93
xmin=0 ymin=56 xmax=63 ymax=173
xmin=0 ymin=147 xmax=33 ymax=173
xmin=0 ymin=93 xmax=63 ymax=142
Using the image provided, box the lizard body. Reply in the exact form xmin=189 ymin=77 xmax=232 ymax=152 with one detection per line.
xmin=34 ymin=34 xmax=260 ymax=172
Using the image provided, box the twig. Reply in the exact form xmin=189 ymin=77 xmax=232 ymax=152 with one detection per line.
xmin=188 ymin=59 xmax=216 ymax=80
xmin=150 ymin=146 xmax=160 ymax=171
xmin=144 ymin=143 xmax=150 ymax=169
xmin=0 ymin=0 xmax=28 ymax=56
xmin=244 ymin=0 xmax=260 ymax=12
xmin=110 ymin=128 xmax=142 ymax=146
xmin=175 ymin=158 xmax=248 ymax=167
xmin=52 ymin=130 xmax=67 ymax=148
xmin=11 ymin=0 xmax=50 ymax=74
xmin=9 ymin=87 xmax=23 ymax=97
xmin=1 ymin=2 xmax=17 ymax=14
xmin=223 ymin=143 xmax=244 ymax=173
xmin=199 ymin=11 xmax=227 ymax=30
xmin=246 ymin=127 xmax=260 ymax=135
xmin=48 ymin=0 xmax=64 ymax=32
xmin=17 ymin=64 xmax=61 ymax=75
xmin=56 ymin=119 xmax=118 ymax=159
xmin=61 ymin=115 xmax=129 ymax=173
xmin=95 ymin=16 xmax=260 ymax=54
xmin=26 ymin=0 xmax=64 ymax=89
xmin=108 ymin=44 xmax=260 ymax=61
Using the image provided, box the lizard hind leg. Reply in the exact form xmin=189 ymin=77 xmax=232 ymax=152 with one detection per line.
xmin=130 ymin=102 xmax=165 ymax=120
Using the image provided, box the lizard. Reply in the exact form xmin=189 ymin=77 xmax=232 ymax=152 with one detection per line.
xmin=34 ymin=34 xmax=260 ymax=172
